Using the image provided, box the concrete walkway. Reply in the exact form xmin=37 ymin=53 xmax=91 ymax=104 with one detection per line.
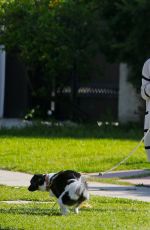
xmin=0 ymin=169 xmax=32 ymax=187
xmin=89 ymin=169 xmax=150 ymax=178
xmin=0 ymin=169 xmax=150 ymax=202
xmin=89 ymin=182 xmax=150 ymax=202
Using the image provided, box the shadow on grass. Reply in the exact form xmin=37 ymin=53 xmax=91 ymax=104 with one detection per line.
xmin=0 ymin=207 xmax=148 ymax=216
xmin=0 ymin=124 xmax=143 ymax=140
xmin=0 ymin=207 xmax=60 ymax=216
xmin=0 ymin=226 xmax=22 ymax=230
xmin=0 ymin=207 xmax=91 ymax=216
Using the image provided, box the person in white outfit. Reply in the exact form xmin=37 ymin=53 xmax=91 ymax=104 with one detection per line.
xmin=141 ymin=58 xmax=150 ymax=161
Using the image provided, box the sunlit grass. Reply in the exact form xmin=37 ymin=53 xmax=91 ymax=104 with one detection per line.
xmin=0 ymin=123 xmax=149 ymax=230
xmin=0 ymin=124 xmax=148 ymax=173
xmin=0 ymin=195 xmax=150 ymax=230
xmin=0 ymin=185 xmax=51 ymax=202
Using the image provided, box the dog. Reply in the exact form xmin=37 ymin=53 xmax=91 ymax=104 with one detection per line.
xmin=28 ymin=170 xmax=89 ymax=215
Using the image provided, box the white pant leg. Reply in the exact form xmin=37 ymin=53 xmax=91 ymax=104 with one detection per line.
xmin=144 ymin=112 xmax=150 ymax=162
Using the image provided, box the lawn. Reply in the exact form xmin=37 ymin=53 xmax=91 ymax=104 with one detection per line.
xmin=0 ymin=124 xmax=148 ymax=174
xmin=0 ymin=185 xmax=150 ymax=230
xmin=0 ymin=124 xmax=150 ymax=229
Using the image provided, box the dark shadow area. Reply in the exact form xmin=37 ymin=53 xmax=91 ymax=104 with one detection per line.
xmin=0 ymin=206 xmax=149 ymax=216
xmin=0 ymin=124 xmax=143 ymax=140
xmin=0 ymin=207 xmax=60 ymax=216
xmin=0 ymin=226 xmax=23 ymax=230
xmin=80 ymin=207 xmax=149 ymax=213
xmin=89 ymin=186 xmax=136 ymax=191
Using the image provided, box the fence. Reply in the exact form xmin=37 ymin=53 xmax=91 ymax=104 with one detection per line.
xmin=55 ymin=83 xmax=119 ymax=122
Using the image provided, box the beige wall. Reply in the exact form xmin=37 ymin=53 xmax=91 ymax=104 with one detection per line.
xmin=118 ymin=63 xmax=141 ymax=123
xmin=0 ymin=45 xmax=6 ymax=118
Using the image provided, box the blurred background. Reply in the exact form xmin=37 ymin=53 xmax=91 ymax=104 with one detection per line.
xmin=0 ymin=0 xmax=148 ymax=125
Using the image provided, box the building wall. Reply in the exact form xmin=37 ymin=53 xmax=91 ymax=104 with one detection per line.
xmin=118 ymin=63 xmax=142 ymax=123
xmin=0 ymin=45 xmax=6 ymax=118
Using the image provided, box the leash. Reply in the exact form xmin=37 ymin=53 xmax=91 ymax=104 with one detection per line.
xmin=45 ymin=174 xmax=57 ymax=214
xmin=99 ymin=127 xmax=150 ymax=176
xmin=49 ymin=202 xmax=57 ymax=215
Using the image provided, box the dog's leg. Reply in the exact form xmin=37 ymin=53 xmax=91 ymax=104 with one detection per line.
xmin=58 ymin=198 xmax=68 ymax=215
xmin=60 ymin=205 xmax=68 ymax=216
xmin=74 ymin=207 xmax=79 ymax=214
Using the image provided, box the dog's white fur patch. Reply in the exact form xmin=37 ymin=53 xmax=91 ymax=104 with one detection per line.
xmin=39 ymin=182 xmax=47 ymax=191
xmin=60 ymin=176 xmax=89 ymax=201
xmin=37 ymin=172 xmax=89 ymax=215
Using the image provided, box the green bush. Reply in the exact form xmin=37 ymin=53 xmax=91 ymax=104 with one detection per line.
xmin=0 ymin=0 xmax=148 ymax=112
xmin=0 ymin=0 xmax=101 ymax=117
xmin=97 ymin=0 xmax=150 ymax=89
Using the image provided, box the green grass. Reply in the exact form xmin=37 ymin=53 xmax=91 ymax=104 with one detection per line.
xmin=0 ymin=124 xmax=149 ymax=174
xmin=0 ymin=185 xmax=51 ymax=202
xmin=0 ymin=185 xmax=150 ymax=229
xmin=0 ymin=123 xmax=149 ymax=230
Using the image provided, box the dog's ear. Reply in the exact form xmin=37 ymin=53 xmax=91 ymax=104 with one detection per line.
xmin=32 ymin=174 xmax=45 ymax=185
xmin=28 ymin=174 xmax=45 ymax=191
xmin=30 ymin=174 xmax=43 ymax=183
xmin=38 ymin=175 xmax=45 ymax=185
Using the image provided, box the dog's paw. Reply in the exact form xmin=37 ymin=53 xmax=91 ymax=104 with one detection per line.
xmin=61 ymin=207 xmax=69 ymax=216
xmin=80 ymin=202 xmax=92 ymax=209
xmin=74 ymin=207 xmax=79 ymax=214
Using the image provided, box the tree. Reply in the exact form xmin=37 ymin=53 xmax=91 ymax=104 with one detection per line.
xmin=96 ymin=0 xmax=150 ymax=89
xmin=0 ymin=0 xmax=102 ymax=118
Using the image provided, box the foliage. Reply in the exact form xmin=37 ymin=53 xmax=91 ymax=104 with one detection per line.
xmin=96 ymin=0 xmax=150 ymax=89
xmin=0 ymin=0 xmax=149 ymax=102
xmin=0 ymin=0 xmax=101 ymax=116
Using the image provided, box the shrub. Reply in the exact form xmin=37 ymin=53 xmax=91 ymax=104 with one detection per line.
xmin=97 ymin=0 xmax=150 ymax=89
xmin=0 ymin=0 xmax=101 ymax=117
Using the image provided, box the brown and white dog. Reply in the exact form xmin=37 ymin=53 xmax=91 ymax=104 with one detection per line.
xmin=28 ymin=170 xmax=89 ymax=215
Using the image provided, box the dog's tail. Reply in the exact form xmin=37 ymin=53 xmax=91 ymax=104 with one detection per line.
xmin=75 ymin=176 xmax=89 ymax=200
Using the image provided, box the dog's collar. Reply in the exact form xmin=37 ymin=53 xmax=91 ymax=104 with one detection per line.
xmin=45 ymin=171 xmax=63 ymax=191
xmin=45 ymin=174 xmax=52 ymax=191
xmin=45 ymin=174 xmax=56 ymax=191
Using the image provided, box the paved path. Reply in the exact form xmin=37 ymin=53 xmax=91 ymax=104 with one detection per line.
xmin=86 ymin=169 xmax=150 ymax=178
xmin=0 ymin=169 xmax=150 ymax=202
xmin=89 ymin=182 xmax=150 ymax=202
xmin=0 ymin=169 xmax=32 ymax=187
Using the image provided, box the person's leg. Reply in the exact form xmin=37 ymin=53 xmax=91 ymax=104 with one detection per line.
xmin=58 ymin=197 xmax=68 ymax=215
xmin=144 ymin=112 xmax=150 ymax=161
xmin=144 ymin=133 xmax=150 ymax=161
